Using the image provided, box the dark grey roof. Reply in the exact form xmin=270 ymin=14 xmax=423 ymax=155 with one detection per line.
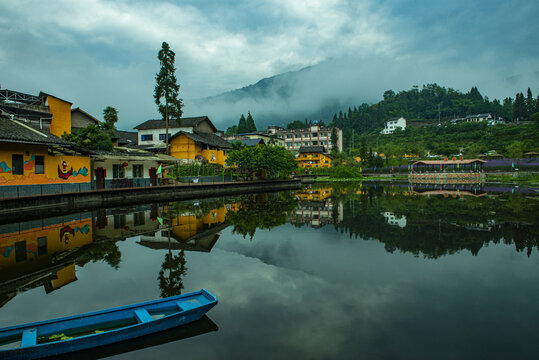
xmin=298 ymin=146 xmax=326 ymax=153
xmin=134 ymin=116 xmax=216 ymax=131
xmin=170 ymin=130 xmax=232 ymax=149
xmin=115 ymin=130 xmax=138 ymax=146
xmin=229 ymin=138 xmax=265 ymax=147
xmin=0 ymin=117 xmax=69 ymax=146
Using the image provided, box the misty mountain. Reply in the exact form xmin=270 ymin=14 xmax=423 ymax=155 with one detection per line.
xmin=186 ymin=55 xmax=535 ymax=131
xmin=188 ymin=64 xmax=358 ymax=129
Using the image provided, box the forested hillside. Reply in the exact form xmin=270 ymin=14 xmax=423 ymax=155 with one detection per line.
xmin=330 ymin=84 xmax=538 ymax=135
xmin=324 ymin=84 xmax=539 ymax=156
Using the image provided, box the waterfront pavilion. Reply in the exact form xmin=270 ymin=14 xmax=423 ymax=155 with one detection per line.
xmin=411 ymin=159 xmax=487 ymax=172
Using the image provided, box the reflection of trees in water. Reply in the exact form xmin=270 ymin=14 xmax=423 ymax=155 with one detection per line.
xmin=78 ymin=241 xmax=122 ymax=269
xmin=331 ymin=187 xmax=539 ymax=258
xmin=158 ymin=250 xmax=187 ymax=297
xmin=226 ymin=193 xmax=298 ymax=239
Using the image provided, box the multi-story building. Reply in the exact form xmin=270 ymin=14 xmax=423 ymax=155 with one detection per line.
xmin=278 ymin=125 xmax=343 ymax=153
xmin=296 ymin=146 xmax=332 ymax=168
xmin=380 ymin=117 xmax=406 ymax=135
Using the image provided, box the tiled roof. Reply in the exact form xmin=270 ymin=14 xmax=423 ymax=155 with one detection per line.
xmin=0 ymin=117 xmax=69 ymax=146
xmin=115 ymin=130 xmax=138 ymax=146
xmin=229 ymin=138 xmax=265 ymax=147
xmin=134 ymin=116 xmax=215 ymax=131
xmin=298 ymin=146 xmax=326 ymax=153
xmin=170 ymin=130 xmax=232 ymax=149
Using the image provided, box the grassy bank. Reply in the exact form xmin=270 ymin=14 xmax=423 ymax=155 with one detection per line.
xmin=486 ymin=172 xmax=539 ymax=186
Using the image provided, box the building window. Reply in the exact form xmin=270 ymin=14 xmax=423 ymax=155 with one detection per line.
xmin=304 ymin=142 xmax=309 ymax=146
xmin=133 ymin=164 xmax=143 ymax=178
xmin=134 ymin=212 xmax=145 ymax=226
xmin=159 ymin=133 xmax=169 ymax=141
xmin=312 ymin=133 xmax=318 ymax=137
xmin=35 ymin=155 xmax=44 ymax=174
xmin=15 ymin=241 xmax=27 ymax=262
xmin=141 ymin=134 xmax=153 ymax=141
xmin=114 ymin=214 xmax=126 ymax=229
xmin=294 ymin=134 xmax=300 ymax=138
xmin=312 ymin=141 xmax=318 ymax=145
xmin=113 ymin=164 xmax=125 ymax=178
xmin=12 ymin=154 xmax=23 ymax=175
xmin=37 ymin=237 xmax=47 ymax=256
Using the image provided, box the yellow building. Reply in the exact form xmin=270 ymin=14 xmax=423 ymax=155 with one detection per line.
xmin=0 ymin=117 xmax=91 ymax=197
xmin=169 ymin=131 xmax=232 ymax=166
xmin=296 ymin=146 xmax=332 ymax=168
xmin=39 ymin=92 xmax=73 ymax=137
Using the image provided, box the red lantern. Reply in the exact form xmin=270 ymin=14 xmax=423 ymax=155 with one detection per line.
xmin=122 ymin=162 xmax=128 ymax=167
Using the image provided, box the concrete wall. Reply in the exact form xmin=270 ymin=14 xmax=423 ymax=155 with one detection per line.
xmin=0 ymin=180 xmax=303 ymax=222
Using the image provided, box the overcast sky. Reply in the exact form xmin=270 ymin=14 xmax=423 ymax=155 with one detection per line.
xmin=1 ymin=0 xmax=538 ymax=130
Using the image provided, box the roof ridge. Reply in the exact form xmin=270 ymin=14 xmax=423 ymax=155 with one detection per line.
xmin=12 ymin=119 xmax=48 ymax=138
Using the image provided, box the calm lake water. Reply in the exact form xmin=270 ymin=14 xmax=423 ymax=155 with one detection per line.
xmin=1 ymin=183 xmax=538 ymax=359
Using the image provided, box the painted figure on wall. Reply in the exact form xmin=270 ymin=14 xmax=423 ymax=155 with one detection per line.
xmin=58 ymin=159 xmax=73 ymax=179
xmin=60 ymin=225 xmax=75 ymax=244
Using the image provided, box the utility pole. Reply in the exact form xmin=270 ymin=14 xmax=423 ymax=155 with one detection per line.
xmin=438 ymin=103 xmax=441 ymax=126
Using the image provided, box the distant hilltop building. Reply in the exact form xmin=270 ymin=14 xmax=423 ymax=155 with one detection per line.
xmin=271 ymin=124 xmax=343 ymax=152
xmin=380 ymin=117 xmax=406 ymax=135
xmin=450 ymin=113 xmax=504 ymax=126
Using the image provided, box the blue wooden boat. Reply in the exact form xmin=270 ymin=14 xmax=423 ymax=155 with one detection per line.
xmin=0 ymin=289 xmax=217 ymax=360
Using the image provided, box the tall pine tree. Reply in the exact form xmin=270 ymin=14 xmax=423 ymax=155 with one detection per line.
xmin=154 ymin=42 xmax=183 ymax=154
xmin=245 ymin=111 xmax=256 ymax=132
xmin=237 ymin=114 xmax=247 ymax=133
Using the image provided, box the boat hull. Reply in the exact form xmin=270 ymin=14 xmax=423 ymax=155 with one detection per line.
xmin=0 ymin=289 xmax=217 ymax=359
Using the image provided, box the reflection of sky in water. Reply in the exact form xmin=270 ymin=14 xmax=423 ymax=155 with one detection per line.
xmin=2 ymin=217 xmax=539 ymax=359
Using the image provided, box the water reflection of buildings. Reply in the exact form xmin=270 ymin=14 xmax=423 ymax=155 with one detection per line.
xmin=0 ymin=204 xmax=162 ymax=308
xmin=138 ymin=203 xmax=239 ymax=252
xmin=93 ymin=204 xmax=161 ymax=242
xmin=382 ymin=212 xmax=407 ymax=228
xmin=292 ymin=188 xmax=343 ymax=228
xmin=0 ymin=213 xmax=93 ymax=307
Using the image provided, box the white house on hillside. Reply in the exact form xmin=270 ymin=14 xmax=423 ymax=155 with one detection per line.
xmin=380 ymin=117 xmax=406 ymax=135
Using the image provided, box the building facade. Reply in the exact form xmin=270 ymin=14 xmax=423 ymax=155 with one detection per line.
xmin=0 ymin=117 xmax=91 ymax=198
xmin=296 ymin=146 xmax=332 ymax=168
xmin=380 ymin=117 xmax=406 ymax=135
xmin=280 ymin=125 xmax=343 ymax=152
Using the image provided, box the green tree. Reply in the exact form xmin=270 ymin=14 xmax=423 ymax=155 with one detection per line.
xmin=331 ymin=128 xmax=338 ymax=153
xmin=513 ymin=92 xmax=527 ymax=121
xmin=506 ymin=141 xmax=523 ymax=159
xmin=226 ymin=145 xmax=297 ymax=179
xmin=526 ymin=88 xmax=535 ymax=116
xmin=245 ymin=111 xmax=257 ymax=132
xmin=63 ymin=123 xmax=115 ymax=151
xmin=225 ymin=125 xmax=238 ymax=136
xmin=103 ymin=106 xmax=118 ymax=127
xmin=287 ymin=120 xmax=308 ymax=129
xmin=237 ymin=114 xmax=247 ymax=133
xmin=158 ymin=250 xmax=187 ymax=297
xmin=154 ymin=42 xmax=183 ymax=155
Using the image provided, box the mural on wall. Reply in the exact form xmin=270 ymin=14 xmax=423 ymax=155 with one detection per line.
xmin=58 ymin=158 xmax=89 ymax=180
xmin=59 ymin=224 xmax=89 ymax=244
xmin=0 ymin=153 xmax=90 ymax=185
xmin=0 ymin=162 xmax=11 ymax=173
xmin=0 ymin=219 xmax=92 ymax=267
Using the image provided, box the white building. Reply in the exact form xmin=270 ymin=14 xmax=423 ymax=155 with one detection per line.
xmin=280 ymin=125 xmax=343 ymax=152
xmin=380 ymin=117 xmax=406 ymax=135
xmin=382 ymin=212 xmax=407 ymax=228
xmin=133 ymin=116 xmax=218 ymax=148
